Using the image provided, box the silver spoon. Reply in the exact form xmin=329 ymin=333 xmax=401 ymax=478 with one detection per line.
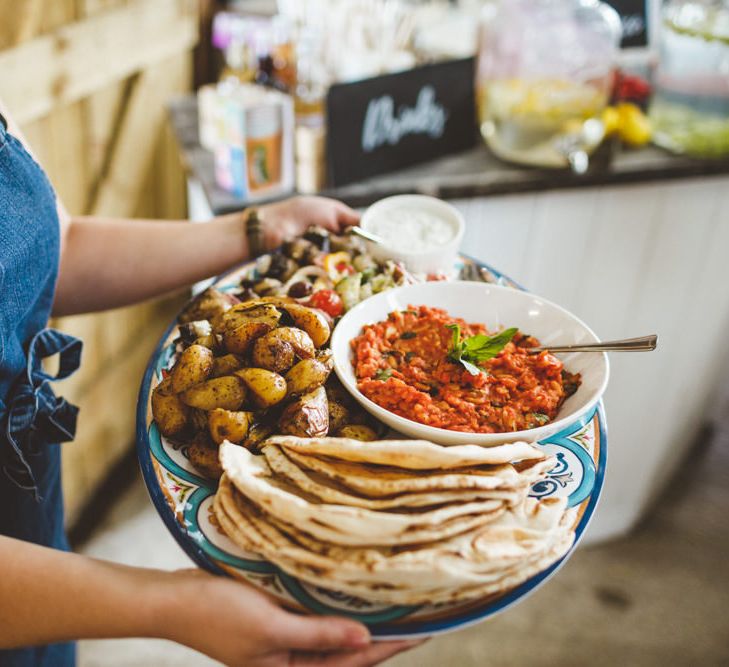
xmin=528 ymin=334 xmax=657 ymax=354
xmin=350 ymin=226 xmax=385 ymax=245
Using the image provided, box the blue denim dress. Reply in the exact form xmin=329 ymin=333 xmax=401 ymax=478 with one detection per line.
xmin=0 ymin=112 xmax=81 ymax=666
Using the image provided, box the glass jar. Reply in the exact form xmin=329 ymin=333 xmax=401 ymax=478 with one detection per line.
xmin=650 ymin=0 xmax=729 ymax=158
xmin=476 ymin=0 xmax=622 ymax=168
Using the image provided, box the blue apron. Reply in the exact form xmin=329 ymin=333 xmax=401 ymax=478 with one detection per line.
xmin=0 ymin=112 xmax=81 ymax=666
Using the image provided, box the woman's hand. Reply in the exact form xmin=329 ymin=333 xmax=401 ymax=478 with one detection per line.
xmin=258 ymin=196 xmax=360 ymax=249
xmin=164 ymin=569 xmax=421 ymax=666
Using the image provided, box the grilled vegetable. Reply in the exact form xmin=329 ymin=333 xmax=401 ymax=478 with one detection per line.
xmin=326 ymin=398 xmax=350 ymax=433
xmin=336 ymin=424 xmax=378 ymax=441
xmin=170 ymin=344 xmax=214 ymax=394
xmin=179 ymin=287 xmax=237 ymax=324
xmin=210 ymin=354 xmax=243 ymax=378
xmin=180 ymin=376 xmax=247 ymax=411
xmin=151 ymin=377 xmax=189 ymax=438
xmin=186 ymin=432 xmax=223 ymax=479
xmin=285 ymin=356 xmax=333 ymax=397
xmin=223 ymin=321 xmax=275 ymax=354
xmin=279 ymin=385 xmax=329 ymax=438
xmin=279 ymin=303 xmax=331 ymax=347
xmin=212 ymin=302 xmax=281 ymax=335
xmin=208 ymin=408 xmax=253 ymax=445
xmin=178 ymin=320 xmax=212 ymax=345
xmin=234 ymin=368 xmax=287 ymax=408
xmin=251 ymin=327 xmax=315 ymax=373
xmin=241 ymin=419 xmax=275 ymax=452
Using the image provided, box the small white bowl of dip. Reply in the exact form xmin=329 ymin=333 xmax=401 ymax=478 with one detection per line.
xmin=360 ymin=195 xmax=465 ymax=275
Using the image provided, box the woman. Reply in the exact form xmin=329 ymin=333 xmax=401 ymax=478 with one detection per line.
xmin=0 ymin=102 xmax=418 ymax=666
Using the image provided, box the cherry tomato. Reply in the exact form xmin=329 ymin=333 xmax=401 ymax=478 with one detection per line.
xmin=307 ymin=290 xmax=344 ymax=318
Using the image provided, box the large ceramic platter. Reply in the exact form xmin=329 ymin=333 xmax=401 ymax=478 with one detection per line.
xmin=136 ymin=255 xmax=607 ymax=639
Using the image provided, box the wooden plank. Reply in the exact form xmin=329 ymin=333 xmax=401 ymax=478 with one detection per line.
xmin=91 ymin=53 xmax=191 ymax=216
xmin=0 ymin=0 xmax=197 ymax=124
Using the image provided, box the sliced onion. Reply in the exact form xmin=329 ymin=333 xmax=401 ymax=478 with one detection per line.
xmin=281 ymin=266 xmax=333 ymax=294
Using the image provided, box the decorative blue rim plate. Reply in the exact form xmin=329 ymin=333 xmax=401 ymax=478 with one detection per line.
xmin=136 ymin=255 xmax=607 ymax=639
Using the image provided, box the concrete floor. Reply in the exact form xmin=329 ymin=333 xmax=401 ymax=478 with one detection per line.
xmin=79 ymin=426 xmax=729 ymax=667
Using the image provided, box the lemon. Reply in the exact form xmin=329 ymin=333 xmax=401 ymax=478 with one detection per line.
xmin=601 ymin=106 xmax=621 ymax=136
xmin=616 ymin=102 xmax=652 ymax=146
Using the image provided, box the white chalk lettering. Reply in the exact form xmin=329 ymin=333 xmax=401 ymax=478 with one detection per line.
xmin=361 ymin=86 xmax=448 ymax=152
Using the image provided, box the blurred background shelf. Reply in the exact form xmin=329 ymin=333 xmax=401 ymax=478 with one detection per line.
xmin=169 ymin=93 xmax=729 ymax=213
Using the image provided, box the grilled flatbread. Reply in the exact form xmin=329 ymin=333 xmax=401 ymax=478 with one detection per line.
xmin=265 ymin=435 xmax=548 ymax=469
xmin=282 ymin=447 xmax=552 ymax=497
xmin=262 ymin=444 xmax=524 ymax=509
xmin=220 ymin=443 xmax=506 ymax=546
xmin=215 ymin=475 xmax=575 ymax=605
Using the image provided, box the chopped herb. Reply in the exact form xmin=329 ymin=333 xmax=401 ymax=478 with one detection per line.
xmin=374 ymin=368 xmax=393 ymax=381
xmin=446 ymin=324 xmax=518 ymax=376
xmin=402 ymin=309 xmax=418 ymax=316
xmin=400 ymin=331 xmax=417 ymax=340
xmin=404 ymin=351 xmax=415 ymax=362
xmin=528 ymin=412 xmax=550 ymax=425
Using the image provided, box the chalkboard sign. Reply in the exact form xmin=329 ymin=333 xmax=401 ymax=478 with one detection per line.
xmin=326 ymin=58 xmax=477 ymax=187
xmin=605 ymin=0 xmax=649 ymax=48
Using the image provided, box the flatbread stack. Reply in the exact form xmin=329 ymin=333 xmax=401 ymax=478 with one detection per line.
xmin=213 ymin=436 xmax=576 ymax=605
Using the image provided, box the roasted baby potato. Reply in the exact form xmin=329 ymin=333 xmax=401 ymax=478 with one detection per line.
xmin=251 ymin=327 xmax=315 ymax=373
xmin=336 ymin=424 xmax=378 ymax=441
xmin=186 ymin=432 xmax=223 ymax=479
xmin=241 ymin=419 xmax=275 ymax=452
xmin=280 ymin=385 xmax=329 ymax=438
xmin=210 ymin=354 xmax=243 ymax=378
xmin=170 ymin=344 xmax=214 ymax=393
xmin=326 ymin=398 xmax=350 ymax=433
xmin=285 ymin=356 xmax=333 ymax=397
xmin=208 ymin=408 xmax=253 ymax=445
xmin=151 ymin=377 xmax=189 ymax=437
xmin=234 ymin=368 xmax=287 ymax=408
xmin=179 ymin=287 xmax=237 ymax=324
xmin=280 ymin=304 xmax=331 ymax=348
xmin=180 ymin=376 xmax=246 ymax=411
xmin=189 ymin=408 xmax=209 ymax=433
xmin=223 ymin=320 xmax=275 ymax=354
xmin=212 ymin=302 xmax=281 ymax=335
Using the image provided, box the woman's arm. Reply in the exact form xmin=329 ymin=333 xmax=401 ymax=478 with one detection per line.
xmin=53 ymin=196 xmax=359 ymax=317
xmin=0 ymin=535 xmax=418 ymax=666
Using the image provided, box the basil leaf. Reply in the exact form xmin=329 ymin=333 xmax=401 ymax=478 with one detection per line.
xmin=374 ymin=368 xmax=393 ymax=381
xmin=464 ymin=327 xmax=518 ymax=362
xmin=400 ymin=331 xmax=417 ymax=340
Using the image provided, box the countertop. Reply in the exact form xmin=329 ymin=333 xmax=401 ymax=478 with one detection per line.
xmin=169 ymin=95 xmax=729 ymax=215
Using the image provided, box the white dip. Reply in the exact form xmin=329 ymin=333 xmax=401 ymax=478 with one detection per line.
xmin=367 ymin=206 xmax=455 ymax=253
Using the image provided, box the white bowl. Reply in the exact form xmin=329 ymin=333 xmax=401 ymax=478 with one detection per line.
xmin=330 ymin=281 xmax=609 ymax=446
xmin=360 ymin=195 xmax=465 ymax=275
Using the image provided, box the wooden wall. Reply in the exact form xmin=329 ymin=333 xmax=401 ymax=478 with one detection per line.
xmin=0 ymin=0 xmax=199 ymax=524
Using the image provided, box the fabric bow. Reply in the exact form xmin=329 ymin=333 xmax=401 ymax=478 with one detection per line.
xmin=2 ymin=328 xmax=82 ymax=500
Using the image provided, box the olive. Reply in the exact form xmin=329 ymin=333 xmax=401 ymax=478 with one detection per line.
xmin=287 ymin=281 xmax=313 ymax=298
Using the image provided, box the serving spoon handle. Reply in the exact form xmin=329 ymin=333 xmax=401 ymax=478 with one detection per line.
xmin=528 ymin=334 xmax=657 ymax=354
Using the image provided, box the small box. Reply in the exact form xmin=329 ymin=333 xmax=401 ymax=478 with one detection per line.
xmin=199 ymin=83 xmax=295 ymax=201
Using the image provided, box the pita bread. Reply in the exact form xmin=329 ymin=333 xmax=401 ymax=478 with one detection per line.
xmin=262 ymin=444 xmax=524 ymax=509
xmin=266 ymin=435 xmax=547 ymax=469
xmin=281 ymin=448 xmax=553 ymax=498
xmin=220 ymin=443 xmax=506 ymax=546
xmin=215 ymin=476 xmax=576 ymax=605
